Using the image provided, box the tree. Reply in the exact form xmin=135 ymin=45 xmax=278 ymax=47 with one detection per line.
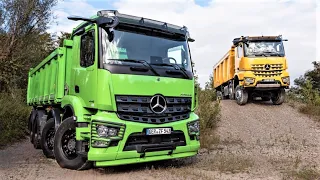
xmin=294 ymin=61 xmax=320 ymax=92
xmin=0 ymin=0 xmax=57 ymax=92
xmin=205 ymin=73 xmax=213 ymax=90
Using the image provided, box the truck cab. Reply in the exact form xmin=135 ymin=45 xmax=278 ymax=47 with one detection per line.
xmin=27 ymin=10 xmax=200 ymax=170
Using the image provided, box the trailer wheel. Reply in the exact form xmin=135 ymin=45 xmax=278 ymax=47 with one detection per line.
xmin=235 ymin=85 xmax=248 ymax=105
xmin=228 ymin=83 xmax=235 ymax=100
xmin=217 ymin=91 xmax=224 ymax=101
xmin=272 ymin=88 xmax=285 ymax=105
xmin=32 ymin=114 xmax=41 ymax=149
xmin=53 ymin=117 xmax=92 ymax=170
xmin=41 ymin=118 xmax=55 ymax=159
xmin=28 ymin=109 xmax=37 ymax=143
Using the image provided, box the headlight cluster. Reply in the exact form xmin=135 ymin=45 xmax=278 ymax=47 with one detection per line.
xmin=282 ymin=76 xmax=290 ymax=84
xmin=187 ymin=120 xmax=200 ymax=135
xmin=244 ymin=77 xmax=255 ymax=85
xmin=96 ymin=125 xmax=119 ymax=137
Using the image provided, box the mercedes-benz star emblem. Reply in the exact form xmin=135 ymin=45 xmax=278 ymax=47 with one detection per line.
xmin=265 ymin=64 xmax=271 ymax=70
xmin=150 ymin=95 xmax=167 ymax=114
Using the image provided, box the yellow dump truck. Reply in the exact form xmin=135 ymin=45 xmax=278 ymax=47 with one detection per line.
xmin=213 ymin=35 xmax=290 ymax=105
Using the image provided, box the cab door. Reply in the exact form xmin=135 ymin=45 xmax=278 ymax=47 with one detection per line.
xmin=73 ymin=26 xmax=98 ymax=108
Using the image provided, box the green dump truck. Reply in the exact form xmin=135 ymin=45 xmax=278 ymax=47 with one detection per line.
xmin=27 ymin=10 xmax=200 ymax=170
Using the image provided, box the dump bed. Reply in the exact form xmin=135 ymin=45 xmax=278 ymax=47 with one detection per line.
xmin=213 ymin=46 xmax=236 ymax=88
xmin=27 ymin=40 xmax=72 ymax=106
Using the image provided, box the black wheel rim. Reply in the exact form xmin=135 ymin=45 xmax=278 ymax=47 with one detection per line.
xmin=46 ymin=128 xmax=55 ymax=150
xmin=61 ymin=129 xmax=77 ymax=160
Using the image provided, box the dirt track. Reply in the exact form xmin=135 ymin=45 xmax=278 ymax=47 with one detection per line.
xmin=1 ymin=100 xmax=320 ymax=180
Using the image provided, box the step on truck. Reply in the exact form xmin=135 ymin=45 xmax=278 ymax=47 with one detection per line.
xmin=213 ymin=35 xmax=290 ymax=105
xmin=27 ymin=10 xmax=200 ymax=170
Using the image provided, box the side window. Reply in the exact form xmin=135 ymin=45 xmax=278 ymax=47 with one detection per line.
xmin=237 ymin=44 xmax=243 ymax=58
xmin=80 ymin=31 xmax=95 ymax=67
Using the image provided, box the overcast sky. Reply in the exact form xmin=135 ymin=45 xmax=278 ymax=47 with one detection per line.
xmin=50 ymin=0 xmax=319 ymax=88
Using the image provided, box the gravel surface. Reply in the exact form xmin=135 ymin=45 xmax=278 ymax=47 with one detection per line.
xmin=1 ymin=100 xmax=320 ymax=180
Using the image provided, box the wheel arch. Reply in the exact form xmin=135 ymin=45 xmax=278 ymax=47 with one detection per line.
xmin=61 ymin=95 xmax=89 ymax=122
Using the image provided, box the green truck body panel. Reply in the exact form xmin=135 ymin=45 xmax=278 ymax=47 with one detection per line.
xmin=27 ymin=10 xmax=199 ymax=167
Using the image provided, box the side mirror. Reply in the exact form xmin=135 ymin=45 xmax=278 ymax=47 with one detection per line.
xmin=96 ymin=16 xmax=119 ymax=28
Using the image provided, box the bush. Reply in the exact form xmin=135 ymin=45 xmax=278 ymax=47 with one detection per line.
xmin=196 ymin=88 xmax=221 ymax=149
xmin=0 ymin=91 xmax=30 ymax=148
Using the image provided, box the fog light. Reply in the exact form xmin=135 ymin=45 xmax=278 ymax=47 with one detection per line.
xmin=244 ymin=77 xmax=255 ymax=84
xmin=93 ymin=140 xmax=109 ymax=147
xmin=282 ymin=76 xmax=290 ymax=84
xmin=188 ymin=120 xmax=200 ymax=135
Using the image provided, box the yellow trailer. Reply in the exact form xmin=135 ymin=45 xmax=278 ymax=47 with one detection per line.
xmin=213 ymin=35 xmax=290 ymax=105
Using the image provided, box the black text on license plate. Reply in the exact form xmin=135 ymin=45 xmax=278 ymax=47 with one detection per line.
xmin=146 ymin=128 xmax=171 ymax=135
xmin=262 ymin=79 xmax=275 ymax=82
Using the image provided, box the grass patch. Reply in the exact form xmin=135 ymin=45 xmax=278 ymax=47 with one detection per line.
xmin=299 ymin=104 xmax=320 ymax=121
xmin=283 ymin=167 xmax=320 ymax=180
xmin=0 ymin=91 xmax=30 ymax=148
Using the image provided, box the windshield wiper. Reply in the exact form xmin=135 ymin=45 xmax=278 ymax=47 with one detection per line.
xmin=262 ymin=51 xmax=282 ymax=57
xmin=152 ymin=63 xmax=190 ymax=79
xmin=253 ymin=53 xmax=267 ymax=57
xmin=107 ymin=59 xmax=160 ymax=76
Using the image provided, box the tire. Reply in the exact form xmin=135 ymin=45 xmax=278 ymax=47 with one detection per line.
xmin=41 ymin=118 xmax=55 ymax=159
xmin=229 ymin=83 xmax=235 ymax=100
xmin=53 ymin=117 xmax=92 ymax=170
xmin=235 ymin=85 xmax=248 ymax=105
xmin=32 ymin=114 xmax=41 ymax=149
xmin=272 ymin=88 xmax=285 ymax=105
xmin=217 ymin=91 xmax=224 ymax=101
xmin=28 ymin=109 xmax=36 ymax=144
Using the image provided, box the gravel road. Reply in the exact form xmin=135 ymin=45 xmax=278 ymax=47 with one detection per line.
xmin=1 ymin=100 xmax=320 ymax=180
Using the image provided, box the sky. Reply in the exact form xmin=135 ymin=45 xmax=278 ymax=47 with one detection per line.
xmin=49 ymin=0 xmax=319 ymax=88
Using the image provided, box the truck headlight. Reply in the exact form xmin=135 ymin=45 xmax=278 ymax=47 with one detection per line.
xmin=282 ymin=76 xmax=290 ymax=84
xmin=244 ymin=77 xmax=255 ymax=85
xmin=187 ymin=120 xmax=200 ymax=135
xmin=96 ymin=125 xmax=119 ymax=137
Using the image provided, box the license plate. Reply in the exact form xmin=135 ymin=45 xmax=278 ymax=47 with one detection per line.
xmin=146 ymin=128 xmax=171 ymax=135
xmin=262 ymin=79 xmax=275 ymax=82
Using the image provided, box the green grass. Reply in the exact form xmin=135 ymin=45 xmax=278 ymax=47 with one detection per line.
xmin=0 ymin=91 xmax=30 ymax=148
xmin=284 ymin=167 xmax=320 ymax=180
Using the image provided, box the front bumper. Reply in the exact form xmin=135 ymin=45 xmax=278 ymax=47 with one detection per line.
xmin=238 ymin=70 xmax=290 ymax=88
xmin=76 ymin=111 xmax=200 ymax=167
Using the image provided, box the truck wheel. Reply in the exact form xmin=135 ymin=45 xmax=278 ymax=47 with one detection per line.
xmin=29 ymin=109 xmax=36 ymax=143
xmin=217 ymin=91 xmax=224 ymax=101
xmin=235 ymin=85 xmax=248 ymax=105
xmin=32 ymin=114 xmax=41 ymax=149
xmin=53 ymin=117 xmax=92 ymax=170
xmin=228 ymin=83 xmax=235 ymax=100
xmin=272 ymin=89 xmax=285 ymax=105
xmin=41 ymin=118 xmax=55 ymax=159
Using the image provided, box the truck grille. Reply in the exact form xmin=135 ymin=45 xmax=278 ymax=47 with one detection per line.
xmin=251 ymin=64 xmax=283 ymax=77
xmin=115 ymin=95 xmax=192 ymax=124
xmin=123 ymin=130 xmax=186 ymax=151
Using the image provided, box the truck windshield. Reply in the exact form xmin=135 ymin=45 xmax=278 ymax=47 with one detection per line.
xmin=244 ymin=41 xmax=285 ymax=57
xmin=100 ymin=27 xmax=192 ymax=72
